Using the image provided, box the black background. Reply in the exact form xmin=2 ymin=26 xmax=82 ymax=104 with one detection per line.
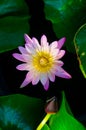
xmin=0 ymin=0 xmax=86 ymax=126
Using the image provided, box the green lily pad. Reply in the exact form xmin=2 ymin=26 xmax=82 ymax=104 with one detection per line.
xmin=74 ymin=23 xmax=86 ymax=78
xmin=43 ymin=0 xmax=86 ymax=52
xmin=0 ymin=0 xmax=30 ymax=53
xmin=0 ymin=94 xmax=45 ymax=130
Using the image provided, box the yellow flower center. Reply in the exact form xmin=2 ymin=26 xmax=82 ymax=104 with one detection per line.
xmin=32 ymin=51 xmax=53 ymax=72
xmin=39 ymin=57 xmax=49 ymax=66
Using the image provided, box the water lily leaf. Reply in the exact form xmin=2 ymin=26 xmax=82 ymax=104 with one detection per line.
xmin=0 ymin=94 xmax=45 ymax=130
xmin=41 ymin=124 xmax=50 ymax=130
xmin=43 ymin=0 xmax=86 ymax=52
xmin=74 ymin=23 xmax=86 ymax=78
xmin=0 ymin=0 xmax=30 ymax=53
xmin=42 ymin=92 xmax=85 ymax=130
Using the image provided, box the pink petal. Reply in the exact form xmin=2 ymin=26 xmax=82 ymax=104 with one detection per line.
xmin=24 ymin=34 xmax=33 ymax=44
xmin=18 ymin=46 xmax=28 ymax=54
xmin=58 ymin=37 xmax=66 ymax=49
xmin=41 ymin=35 xmax=48 ymax=46
xmin=54 ymin=60 xmax=64 ymax=66
xmin=40 ymin=73 xmax=48 ymax=86
xmin=32 ymin=73 xmax=40 ymax=85
xmin=32 ymin=37 xmax=41 ymax=49
xmin=50 ymin=41 xmax=58 ymax=49
xmin=40 ymin=35 xmax=50 ymax=53
xmin=22 ymin=54 xmax=32 ymax=62
xmin=16 ymin=63 xmax=29 ymax=71
xmin=48 ymin=72 xmax=55 ymax=82
xmin=55 ymin=67 xmax=72 ymax=79
xmin=25 ymin=36 xmax=40 ymax=50
xmin=25 ymin=43 xmax=36 ymax=55
xmin=20 ymin=72 xmax=33 ymax=88
xmin=25 ymin=44 xmax=32 ymax=53
xmin=42 ymin=44 xmax=49 ymax=53
xmin=51 ymin=49 xmax=59 ymax=57
xmin=12 ymin=53 xmax=25 ymax=62
xmin=50 ymin=44 xmax=59 ymax=55
xmin=44 ymin=79 xmax=49 ymax=91
xmin=57 ymin=50 xmax=65 ymax=59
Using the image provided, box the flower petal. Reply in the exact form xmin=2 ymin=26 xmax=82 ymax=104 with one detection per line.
xmin=41 ymin=35 xmax=48 ymax=46
xmin=18 ymin=46 xmax=28 ymax=54
xmin=50 ymin=41 xmax=58 ymax=49
xmin=44 ymin=79 xmax=49 ymax=91
xmin=55 ymin=67 xmax=72 ymax=79
xmin=58 ymin=37 xmax=66 ymax=49
xmin=41 ymin=35 xmax=47 ymax=46
xmin=51 ymin=49 xmax=59 ymax=57
xmin=41 ymin=35 xmax=49 ymax=52
xmin=12 ymin=53 xmax=25 ymax=62
xmin=40 ymin=73 xmax=48 ymax=86
xmin=32 ymin=37 xmax=41 ymax=49
xmin=25 ymin=44 xmax=32 ymax=53
xmin=24 ymin=34 xmax=33 ymax=44
xmin=54 ymin=60 xmax=64 ymax=66
xmin=57 ymin=50 xmax=65 ymax=59
xmin=22 ymin=54 xmax=32 ymax=62
xmin=32 ymin=72 xmax=40 ymax=85
xmin=48 ymin=71 xmax=55 ymax=82
xmin=20 ymin=72 xmax=32 ymax=88
xmin=16 ymin=63 xmax=29 ymax=71
xmin=25 ymin=44 xmax=36 ymax=54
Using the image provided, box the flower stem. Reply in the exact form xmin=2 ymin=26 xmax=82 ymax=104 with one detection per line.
xmin=36 ymin=113 xmax=51 ymax=130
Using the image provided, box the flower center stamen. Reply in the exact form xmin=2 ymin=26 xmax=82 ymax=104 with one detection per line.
xmin=40 ymin=57 xmax=49 ymax=66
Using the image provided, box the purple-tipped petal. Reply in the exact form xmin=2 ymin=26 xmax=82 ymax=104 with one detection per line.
xmin=12 ymin=53 xmax=25 ymax=62
xmin=18 ymin=46 xmax=28 ymax=54
xmin=48 ymin=72 xmax=55 ymax=82
xmin=52 ymin=49 xmax=59 ymax=57
xmin=50 ymin=41 xmax=58 ymax=49
xmin=32 ymin=37 xmax=41 ymax=49
xmin=19 ymin=54 xmax=32 ymax=63
xmin=58 ymin=37 xmax=66 ymax=49
xmin=24 ymin=34 xmax=33 ymax=44
xmin=40 ymin=73 xmax=48 ymax=86
xmin=50 ymin=48 xmax=59 ymax=56
xmin=32 ymin=73 xmax=40 ymax=85
xmin=25 ymin=44 xmax=36 ymax=55
xmin=25 ymin=44 xmax=32 ymax=53
xmin=57 ymin=50 xmax=65 ymax=59
xmin=44 ymin=79 xmax=49 ymax=91
xmin=16 ymin=63 xmax=29 ymax=71
xmin=41 ymin=35 xmax=48 ymax=46
xmin=20 ymin=72 xmax=32 ymax=88
xmin=54 ymin=60 xmax=64 ymax=67
xmin=55 ymin=67 xmax=72 ymax=79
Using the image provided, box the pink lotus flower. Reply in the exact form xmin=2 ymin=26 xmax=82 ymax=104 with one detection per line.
xmin=13 ymin=34 xmax=71 ymax=90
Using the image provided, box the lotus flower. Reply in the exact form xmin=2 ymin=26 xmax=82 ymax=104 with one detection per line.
xmin=13 ymin=34 xmax=71 ymax=90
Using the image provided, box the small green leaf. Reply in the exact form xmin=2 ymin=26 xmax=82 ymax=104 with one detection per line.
xmin=0 ymin=0 xmax=30 ymax=53
xmin=0 ymin=94 xmax=45 ymax=130
xmin=41 ymin=124 xmax=50 ymax=130
xmin=74 ymin=23 xmax=86 ymax=78
xmin=43 ymin=0 xmax=86 ymax=52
